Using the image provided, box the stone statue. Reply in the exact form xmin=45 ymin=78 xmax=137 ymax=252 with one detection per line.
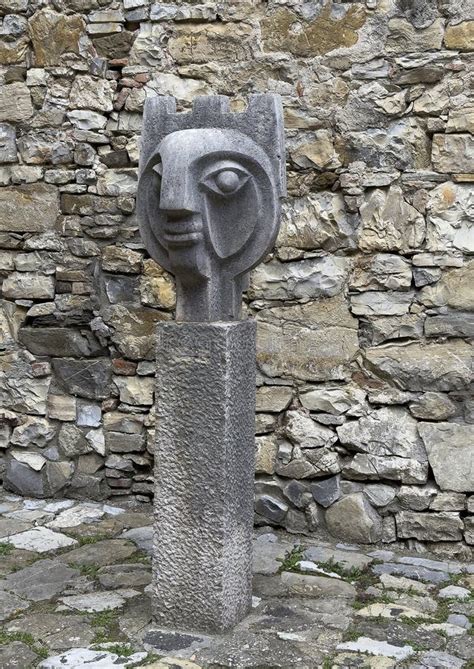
xmin=137 ymin=95 xmax=286 ymax=321
xmin=137 ymin=94 xmax=285 ymax=633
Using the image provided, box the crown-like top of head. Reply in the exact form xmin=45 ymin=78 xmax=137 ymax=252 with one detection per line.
xmin=140 ymin=94 xmax=286 ymax=199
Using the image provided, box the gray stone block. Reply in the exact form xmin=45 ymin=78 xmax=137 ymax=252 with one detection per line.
xmin=152 ymin=320 xmax=256 ymax=632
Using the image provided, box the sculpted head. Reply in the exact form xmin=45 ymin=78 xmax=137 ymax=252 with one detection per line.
xmin=137 ymin=95 xmax=286 ymax=321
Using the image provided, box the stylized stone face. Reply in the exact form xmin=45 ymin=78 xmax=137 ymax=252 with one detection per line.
xmin=137 ymin=96 xmax=285 ymax=321
xmin=139 ymin=128 xmax=277 ymax=275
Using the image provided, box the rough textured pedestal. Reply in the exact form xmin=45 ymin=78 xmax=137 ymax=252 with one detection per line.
xmin=152 ymin=320 xmax=256 ymax=632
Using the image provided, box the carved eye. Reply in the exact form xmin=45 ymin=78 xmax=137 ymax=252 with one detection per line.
xmin=201 ymin=167 xmax=249 ymax=197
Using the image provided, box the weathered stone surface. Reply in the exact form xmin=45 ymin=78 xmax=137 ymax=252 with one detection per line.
xmin=444 ymin=21 xmax=474 ymax=49
xmin=256 ymin=386 xmax=292 ymax=413
xmin=167 ymin=23 xmax=254 ymax=64
xmin=255 ymin=435 xmax=278 ymax=475
xmin=10 ymin=416 xmax=55 ymax=448
xmin=421 ymin=260 xmax=474 ymax=310
xmin=386 ymin=18 xmax=444 ymax=53
xmin=69 ymin=76 xmax=116 ymax=113
xmin=61 ymin=539 xmax=136 ymax=567
xmin=0 ymin=83 xmax=33 ymax=122
xmin=257 ymin=297 xmax=358 ymax=382
xmin=261 ymin=5 xmax=366 ymax=57
xmin=396 ymin=511 xmax=463 ymax=541
xmin=279 ymin=192 xmax=354 ymax=252
xmin=426 ymin=183 xmax=473 ymax=253
xmin=350 ymin=254 xmax=412 ymax=291
xmin=2 ymin=559 xmax=79 ymax=601
xmin=0 ymin=352 xmax=51 ymax=415
xmin=102 ymin=305 xmax=169 ymax=360
xmin=350 ymin=291 xmax=414 ymax=316
xmin=19 ymin=328 xmax=104 ymax=358
xmin=337 ymin=407 xmax=426 ymax=460
xmin=301 ymin=385 xmax=366 ymax=416
xmin=358 ymin=186 xmax=425 ymax=252
xmin=419 ymin=423 xmax=473 ymax=493
xmin=0 ymin=590 xmax=30 ymax=622
xmin=102 ymin=246 xmax=142 ymax=274
xmin=114 ymin=376 xmax=154 ymax=406
xmin=0 ymin=641 xmax=37 ymax=667
xmin=52 ymin=358 xmax=112 ymax=400
xmin=0 ymin=124 xmax=17 ymax=164
xmin=29 ymin=9 xmax=85 ymax=66
xmin=364 ymin=341 xmax=472 ymax=391
xmin=409 ymin=393 xmax=456 ymax=420
xmin=310 ymin=475 xmax=341 ymax=508
xmin=432 ymin=134 xmax=474 ymax=174
xmin=6 ymin=613 xmax=95 ymax=651
xmin=3 ymin=273 xmax=55 ymax=300
xmin=343 ymin=454 xmax=428 ymax=484
xmin=280 ymin=570 xmax=356 ymax=600
xmin=250 ymin=256 xmax=349 ymax=301
xmin=284 ymin=410 xmax=337 ymax=449
xmin=47 ymin=395 xmax=77 ymax=422
xmin=0 ymin=183 xmax=59 ymax=232
xmin=325 ymin=493 xmax=382 ymax=543
xmin=5 ymin=526 xmax=77 ymax=552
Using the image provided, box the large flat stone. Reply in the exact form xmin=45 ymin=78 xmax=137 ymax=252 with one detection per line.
xmin=5 ymin=527 xmax=77 ymax=553
xmin=372 ymin=562 xmax=451 ymax=584
xmin=337 ymin=636 xmax=414 ymax=661
xmin=19 ymin=328 xmax=105 ymax=358
xmin=60 ymin=539 xmax=137 ymax=567
xmin=396 ymin=511 xmax=463 ymax=541
xmin=280 ymin=571 xmax=356 ymax=598
xmin=337 ymin=407 xmax=426 ymax=460
xmin=29 ymin=8 xmax=85 ymax=66
xmin=120 ymin=525 xmax=153 ymax=554
xmin=51 ymin=358 xmax=112 ymax=400
xmin=38 ymin=648 xmax=147 ymax=668
xmin=0 ymin=82 xmax=33 ymax=122
xmin=1 ymin=559 xmax=80 ymax=601
xmin=364 ymin=341 xmax=472 ymax=391
xmin=58 ymin=590 xmax=138 ymax=613
xmin=0 ymin=590 xmax=30 ymax=622
xmin=0 ymin=183 xmax=59 ymax=232
xmin=257 ymin=297 xmax=358 ymax=382
xmin=0 ymin=641 xmax=38 ymax=668
xmin=0 ymin=518 xmax=32 ymax=538
xmin=325 ymin=493 xmax=383 ymax=543
xmin=418 ymin=423 xmax=473 ymax=493
xmin=6 ymin=613 xmax=95 ymax=650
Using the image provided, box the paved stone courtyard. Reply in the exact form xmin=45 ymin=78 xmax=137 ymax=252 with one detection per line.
xmin=0 ymin=491 xmax=472 ymax=669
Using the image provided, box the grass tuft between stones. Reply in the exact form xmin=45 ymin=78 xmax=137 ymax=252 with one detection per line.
xmin=277 ymin=544 xmax=306 ymax=573
xmin=0 ymin=542 xmax=13 ymax=556
xmin=93 ymin=642 xmax=136 ymax=657
xmin=0 ymin=630 xmax=49 ymax=659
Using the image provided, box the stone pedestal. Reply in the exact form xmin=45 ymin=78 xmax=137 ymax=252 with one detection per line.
xmin=152 ymin=320 xmax=256 ymax=632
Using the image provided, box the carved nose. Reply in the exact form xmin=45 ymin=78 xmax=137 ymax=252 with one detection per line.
xmin=161 ymin=207 xmax=195 ymax=220
xmin=159 ymin=174 xmax=196 ymax=215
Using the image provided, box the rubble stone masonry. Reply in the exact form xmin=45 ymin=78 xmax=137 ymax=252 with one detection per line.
xmin=0 ymin=0 xmax=472 ymax=553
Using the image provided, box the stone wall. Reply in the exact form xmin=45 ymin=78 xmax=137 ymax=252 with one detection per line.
xmin=0 ymin=0 xmax=472 ymax=552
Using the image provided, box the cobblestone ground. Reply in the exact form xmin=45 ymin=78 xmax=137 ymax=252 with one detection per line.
xmin=0 ymin=492 xmax=472 ymax=669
